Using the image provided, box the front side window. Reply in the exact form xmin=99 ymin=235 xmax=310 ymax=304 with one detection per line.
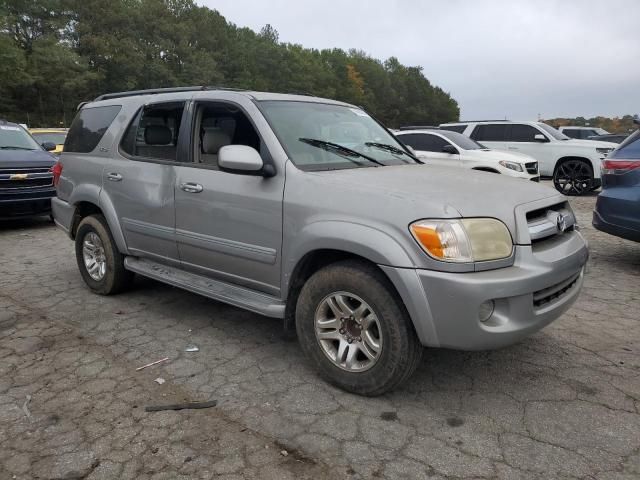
xmin=509 ymin=124 xmax=542 ymax=142
xmin=471 ymin=124 xmax=508 ymax=142
xmin=120 ymin=102 xmax=184 ymax=161
xmin=437 ymin=130 xmax=485 ymax=150
xmin=0 ymin=125 xmax=41 ymax=151
xmin=192 ymin=102 xmax=262 ymax=169
xmin=440 ymin=125 xmax=467 ymax=134
xmin=538 ymin=123 xmax=569 ymax=140
xmin=259 ymin=101 xmax=417 ymax=171
xmin=563 ymin=128 xmax=581 ymax=139
xmin=65 ymin=105 xmax=121 ymax=153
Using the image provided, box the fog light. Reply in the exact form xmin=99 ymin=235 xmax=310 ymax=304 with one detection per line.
xmin=478 ymin=300 xmax=494 ymax=322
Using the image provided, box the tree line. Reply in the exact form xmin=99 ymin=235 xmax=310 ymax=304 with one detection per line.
xmin=546 ymin=115 xmax=637 ymax=134
xmin=0 ymin=0 xmax=460 ymax=128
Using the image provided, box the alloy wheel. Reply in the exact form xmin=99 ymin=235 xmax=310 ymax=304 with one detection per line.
xmin=553 ymin=160 xmax=593 ymax=195
xmin=314 ymin=291 xmax=383 ymax=372
xmin=82 ymin=232 xmax=107 ymax=281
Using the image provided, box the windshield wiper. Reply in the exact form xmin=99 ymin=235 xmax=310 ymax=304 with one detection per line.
xmin=364 ymin=142 xmax=419 ymax=163
xmin=299 ymin=138 xmax=385 ymax=166
xmin=0 ymin=146 xmax=35 ymax=150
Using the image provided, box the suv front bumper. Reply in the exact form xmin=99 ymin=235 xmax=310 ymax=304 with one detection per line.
xmin=382 ymin=230 xmax=589 ymax=350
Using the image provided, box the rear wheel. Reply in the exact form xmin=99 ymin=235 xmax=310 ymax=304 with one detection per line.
xmin=75 ymin=215 xmax=133 ymax=295
xmin=553 ymin=159 xmax=594 ymax=196
xmin=296 ymin=260 xmax=423 ymax=396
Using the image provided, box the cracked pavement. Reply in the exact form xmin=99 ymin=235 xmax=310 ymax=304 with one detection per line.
xmin=1 ymin=186 xmax=639 ymax=479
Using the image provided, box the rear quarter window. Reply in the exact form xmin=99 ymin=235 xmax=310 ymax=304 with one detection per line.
xmin=609 ymin=130 xmax=640 ymax=159
xmin=440 ymin=125 xmax=467 ymax=134
xmin=64 ymin=105 xmax=122 ymax=153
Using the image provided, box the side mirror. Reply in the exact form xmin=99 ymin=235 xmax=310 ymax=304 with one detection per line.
xmin=534 ymin=134 xmax=549 ymax=143
xmin=218 ymin=145 xmax=274 ymax=177
xmin=441 ymin=144 xmax=459 ymax=154
xmin=42 ymin=142 xmax=57 ymax=151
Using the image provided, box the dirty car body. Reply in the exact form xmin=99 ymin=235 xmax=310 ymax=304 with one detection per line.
xmin=52 ymin=87 xmax=589 ymax=395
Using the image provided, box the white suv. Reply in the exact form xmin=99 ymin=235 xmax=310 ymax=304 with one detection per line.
xmin=440 ymin=121 xmax=617 ymax=195
xmin=396 ymin=129 xmax=539 ymax=181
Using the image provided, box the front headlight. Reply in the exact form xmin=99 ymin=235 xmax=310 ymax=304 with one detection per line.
xmin=596 ymin=147 xmax=613 ymax=157
xmin=410 ymin=218 xmax=513 ymax=263
xmin=498 ymin=160 xmax=523 ymax=172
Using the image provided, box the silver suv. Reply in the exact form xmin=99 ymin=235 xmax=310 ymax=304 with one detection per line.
xmin=52 ymin=87 xmax=589 ymax=395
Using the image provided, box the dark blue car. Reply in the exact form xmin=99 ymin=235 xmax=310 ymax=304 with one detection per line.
xmin=593 ymin=125 xmax=640 ymax=242
xmin=0 ymin=120 xmax=57 ymax=219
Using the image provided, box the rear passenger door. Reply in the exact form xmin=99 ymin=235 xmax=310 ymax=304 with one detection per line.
xmin=173 ymin=99 xmax=284 ymax=296
xmin=103 ymin=101 xmax=187 ymax=266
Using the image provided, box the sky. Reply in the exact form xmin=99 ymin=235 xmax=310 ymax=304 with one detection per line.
xmin=199 ymin=0 xmax=639 ymax=121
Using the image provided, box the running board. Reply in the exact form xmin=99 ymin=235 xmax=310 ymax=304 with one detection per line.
xmin=124 ymin=257 xmax=285 ymax=318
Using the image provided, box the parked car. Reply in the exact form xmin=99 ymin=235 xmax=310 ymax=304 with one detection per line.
xmin=0 ymin=120 xmax=57 ymax=219
xmin=440 ymin=120 xmax=617 ymax=195
xmin=593 ymin=127 xmax=640 ymax=242
xmin=395 ymin=128 xmax=539 ymax=180
xmin=52 ymin=87 xmax=589 ymax=395
xmin=558 ymin=126 xmax=609 ymax=140
xmin=29 ymin=128 xmax=68 ymax=154
xmin=587 ymin=133 xmax=628 ymax=144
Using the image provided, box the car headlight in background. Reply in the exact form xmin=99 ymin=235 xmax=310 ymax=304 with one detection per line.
xmin=596 ymin=147 xmax=613 ymax=157
xmin=410 ymin=218 xmax=513 ymax=263
xmin=498 ymin=160 xmax=523 ymax=172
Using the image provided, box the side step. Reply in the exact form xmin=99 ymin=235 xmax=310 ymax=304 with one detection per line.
xmin=124 ymin=257 xmax=285 ymax=318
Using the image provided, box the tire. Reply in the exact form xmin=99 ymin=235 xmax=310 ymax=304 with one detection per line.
xmin=553 ymin=159 xmax=594 ymax=196
xmin=75 ymin=214 xmax=133 ymax=295
xmin=295 ymin=260 xmax=423 ymax=396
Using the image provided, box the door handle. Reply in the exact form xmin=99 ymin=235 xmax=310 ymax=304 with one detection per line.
xmin=107 ymin=172 xmax=122 ymax=182
xmin=179 ymin=182 xmax=203 ymax=193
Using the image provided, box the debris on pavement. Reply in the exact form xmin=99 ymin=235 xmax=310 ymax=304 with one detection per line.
xmin=280 ymin=450 xmax=289 ymax=457
xmin=154 ymin=377 xmax=165 ymax=385
xmin=22 ymin=394 xmax=32 ymax=422
xmin=136 ymin=357 xmax=169 ymax=371
xmin=144 ymin=400 xmax=217 ymax=412
xmin=185 ymin=345 xmax=199 ymax=352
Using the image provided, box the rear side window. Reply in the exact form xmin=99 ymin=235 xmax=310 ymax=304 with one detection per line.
xmin=471 ymin=124 xmax=508 ymax=141
xmin=398 ymin=133 xmax=449 ymax=152
xmin=609 ymin=130 xmax=640 ymax=159
xmin=440 ymin=125 xmax=466 ymax=133
xmin=120 ymin=102 xmax=185 ymax=161
xmin=65 ymin=106 xmax=121 ymax=153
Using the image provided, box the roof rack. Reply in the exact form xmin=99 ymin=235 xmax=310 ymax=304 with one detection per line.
xmin=443 ymin=119 xmax=511 ymax=124
xmin=93 ymin=85 xmax=249 ymax=102
xmin=399 ymin=125 xmax=440 ymax=131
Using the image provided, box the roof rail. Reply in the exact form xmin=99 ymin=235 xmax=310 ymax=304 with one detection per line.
xmin=443 ymin=119 xmax=511 ymax=124
xmin=94 ymin=86 xmax=208 ymax=101
xmin=93 ymin=85 xmax=253 ymax=102
xmin=399 ymin=125 xmax=440 ymax=131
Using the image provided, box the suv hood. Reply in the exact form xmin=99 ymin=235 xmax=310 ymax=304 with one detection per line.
xmin=562 ymin=139 xmax=618 ymax=149
xmin=304 ymin=164 xmax=562 ymax=237
xmin=0 ymin=149 xmax=56 ymax=169
xmin=463 ymin=148 xmax=536 ymax=163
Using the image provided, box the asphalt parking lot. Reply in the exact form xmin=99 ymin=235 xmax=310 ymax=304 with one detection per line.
xmin=1 ymin=186 xmax=639 ymax=480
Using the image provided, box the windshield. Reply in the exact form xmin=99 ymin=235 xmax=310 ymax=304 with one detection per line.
xmin=0 ymin=125 xmax=41 ymax=150
xmin=538 ymin=123 xmax=569 ymax=140
xmin=259 ymin=101 xmax=418 ymax=170
xmin=31 ymin=132 xmax=67 ymax=145
xmin=437 ymin=130 xmax=486 ymax=150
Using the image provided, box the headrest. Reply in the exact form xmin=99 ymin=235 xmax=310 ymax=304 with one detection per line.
xmin=144 ymin=125 xmax=172 ymax=145
xmin=202 ymin=128 xmax=231 ymax=154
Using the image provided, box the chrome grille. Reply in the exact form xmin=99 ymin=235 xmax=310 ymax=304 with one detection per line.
xmin=526 ymin=202 xmax=575 ymax=243
xmin=0 ymin=167 xmax=53 ymax=190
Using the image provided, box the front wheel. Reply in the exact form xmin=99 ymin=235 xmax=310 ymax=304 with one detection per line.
xmin=295 ymin=260 xmax=423 ymax=396
xmin=75 ymin=214 xmax=133 ymax=295
xmin=553 ymin=159 xmax=594 ymax=196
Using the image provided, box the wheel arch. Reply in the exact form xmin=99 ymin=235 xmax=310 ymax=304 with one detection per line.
xmin=553 ymin=156 xmax=594 ymax=175
xmin=69 ymin=195 xmax=128 ymax=254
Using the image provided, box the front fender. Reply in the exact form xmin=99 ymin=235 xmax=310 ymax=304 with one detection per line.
xmin=283 ymin=220 xmax=418 ymax=293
